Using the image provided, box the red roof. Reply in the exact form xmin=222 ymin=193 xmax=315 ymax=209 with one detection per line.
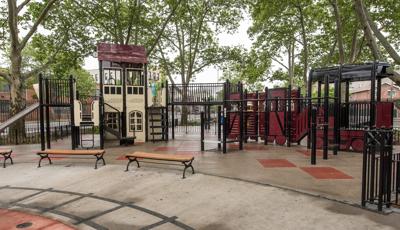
xmin=97 ymin=43 xmax=147 ymax=64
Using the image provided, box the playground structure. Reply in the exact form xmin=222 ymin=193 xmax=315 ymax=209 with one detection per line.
xmin=38 ymin=75 xmax=100 ymax=151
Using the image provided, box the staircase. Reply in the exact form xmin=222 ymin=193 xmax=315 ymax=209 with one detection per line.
xmin=148 ymin=107 xmax=168 ymax=142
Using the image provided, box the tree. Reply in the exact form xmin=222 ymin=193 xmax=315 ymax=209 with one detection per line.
xmin=249 ymin=0 xmax=316 ymax=89
xmin=154 ymin=0 xmax=244 ymax=123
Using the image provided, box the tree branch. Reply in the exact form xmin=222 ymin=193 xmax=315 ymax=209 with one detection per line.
xmin=19 ymin=0 xmax=58 ymax=51
xmin=7 ymin=0 xmax=19 ymax=48
xmin=271 ymin=56 xmax=289 ymax=70
xmin=147 ymin=0 xmax=182 ymax=56
xmin=0 ymin=70 xmax=10 ymax=83
xmin=17 ymin=0 xmax=31 ymax=12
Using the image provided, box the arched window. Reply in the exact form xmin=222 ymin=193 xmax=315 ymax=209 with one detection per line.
xmin=129 ymin=111 xmax=143 ymax=132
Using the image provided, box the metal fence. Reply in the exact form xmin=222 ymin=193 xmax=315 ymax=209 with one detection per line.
xmin=361 ymin=129 xmax=399 ymax=211
xmin=0 ymin=100 xmax=71 ymax=145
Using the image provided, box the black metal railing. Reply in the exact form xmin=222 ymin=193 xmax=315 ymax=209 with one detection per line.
xmin=361 ymin=129 xmax=397 ymax=211
xmin=169 ymin=83 xmax=225 ymax=105
xmin=42 ymin=78 xmax=73 ymax=106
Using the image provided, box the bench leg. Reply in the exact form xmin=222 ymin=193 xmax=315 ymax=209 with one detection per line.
xmin=125 ymin=157 xmax=140 ymax=171
xmin=94 ymin=154 xmax=106 ymax=170
xmin=2 ymin=153 xmax=13 ymax=168
xmin=182 ymin=159 xmax=195 ymax=179
xmin=38 ymin=154 xmax=52 ymax=168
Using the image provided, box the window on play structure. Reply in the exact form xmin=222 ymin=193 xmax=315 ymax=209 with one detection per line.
xmin=105 ymin=112 xmax=119 ymax=130
xmin=126 ymin=69 xmax=144 ymax=86
xmin=129 ymin=111 xmax=143 ymax=132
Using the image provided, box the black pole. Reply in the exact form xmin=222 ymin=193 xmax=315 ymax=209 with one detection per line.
xmin=377 ymin=78 xmax=381 ymax=102
xmin=144 ymin=64 xmax=149 ymax=142
xmin=333 ymin=78 xmax=339 ymax=155
xmin=244 ymin=89 xmax=248 ymax=143
xmin=171 ymin=83 xmax=175 ymax=139
xmin=165 ymin=80 xmax=169 ymax=141
xmin=370 ymin=62 xmax=377 ymax=129
xmin=317 ymin=81 xmax=322 ymax=107
xmin=45 ymin=78 xmax=51 ymax=149
xmin=307 ymin=70 xmax=313 ymax=149
xmin=345 ymin=81 xmax=350 ymax=128
xmin=223 ymin=80 xmax=228 ymax=153
xmin=239 ymin=83 xmax=244 ymax=150
xmin=287 ymin=84 xmax=292 ymax=147
xmin=255 ymin=90 xmax=259 ymax=142
xmin=264 ymin=87 xmax=269 ymax=145
xmin=39 ymin=74 xmax=45 ymax=151
xmin=217 ymin=106 xmax=221 ymax=150
xmin=323 ymin=74 xmax=329 ymax=160
xmin=361 ymin=128 xmax=368 ymax=207
xmin=337 ymin=65 xmax=342 ymax=150
xmin=201 ymin=111 xmax=205 ymax=151
xmin=99 ymin=60 xmax=104 ymax=149
xmin=69 ymin=75 xmax=76 ymax=150
xmin=311 ymin=107 xmax=317 ymax=165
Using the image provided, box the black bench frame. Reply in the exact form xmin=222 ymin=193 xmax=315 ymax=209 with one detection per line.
xmin=125 ymin=156 xmax=195 ymax=179
xmin=37 ymin=152 xmax=106 ymax=169
xmin=1 ymin=150 xmax=13 ymax=168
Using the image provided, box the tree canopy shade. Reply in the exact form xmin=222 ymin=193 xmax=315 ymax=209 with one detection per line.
xmin=246 ymin=0 xmax=400 ymax=88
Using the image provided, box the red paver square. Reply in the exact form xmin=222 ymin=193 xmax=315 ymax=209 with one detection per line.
xmin=300 ymin=167 xmax=353 ymax=179
xmin=257 ymin=159 xmax=296 ymax=168
xmin=154 ymin=146 xmax=178 ymax=151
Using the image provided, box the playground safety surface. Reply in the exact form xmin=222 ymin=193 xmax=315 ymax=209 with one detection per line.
xmin=1 ymin=136 xmax=400 ymax=229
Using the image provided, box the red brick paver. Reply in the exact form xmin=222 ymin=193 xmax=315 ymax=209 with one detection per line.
xmin=257 ymin=159 xmax=296 ymax=168
xmin=300 ymin=167 xmax=353 ymax=179
xmin=0 ymin=209 xmax=76 ymax=230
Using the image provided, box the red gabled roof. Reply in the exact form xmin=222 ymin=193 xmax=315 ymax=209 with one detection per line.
xmin=97 ymin=43 xmax=147 ymax=64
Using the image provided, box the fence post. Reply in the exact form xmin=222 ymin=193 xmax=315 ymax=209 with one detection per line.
xmin=218 ymin=106 xmax=221 ymax=150
xmin=361 ymin=128 xmax=368 ymax=207
xmin=201 ymin=112 xmax=204 ymax=151
xmin=323 ymin=74 xmax=329 ymax=160
xmin=311 ymin=107 xmax=317 ymax=165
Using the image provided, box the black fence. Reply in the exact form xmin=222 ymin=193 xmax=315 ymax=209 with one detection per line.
xmin=361 ymin=129 xmax=399 ymax=211
xmin=168 ymin=83 xmax=225 ymax=105
xmin=0 ymin=100 xmax=71 ymax=145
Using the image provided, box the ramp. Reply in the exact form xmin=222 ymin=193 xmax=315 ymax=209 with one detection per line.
xmin=0 ymin=102 xmax=39 ymax=133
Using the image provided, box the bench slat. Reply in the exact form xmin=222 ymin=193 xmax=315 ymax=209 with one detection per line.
xmin=37 ymin=149 xmax=105 ymax=155
xmin=126 ymin=152 xmax=193 ymax=162
xmin=0 ymin=149 xmax=12 ymax=154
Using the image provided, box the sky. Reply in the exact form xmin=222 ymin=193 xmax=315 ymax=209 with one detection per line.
xmin=83 ymin=16 xmax=253 ymax=84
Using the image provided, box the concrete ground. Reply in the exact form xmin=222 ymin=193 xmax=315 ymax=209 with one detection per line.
xmin=0 ymin=133 xmax=399 ymax=229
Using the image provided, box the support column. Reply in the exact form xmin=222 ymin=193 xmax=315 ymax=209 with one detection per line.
xmin=99 ymin=60 xmax=104 ymax=149
xmin=39 ymin=74 xmax=45 ymax=151
xmin=323 ymin=74 xmax=329 ymax=160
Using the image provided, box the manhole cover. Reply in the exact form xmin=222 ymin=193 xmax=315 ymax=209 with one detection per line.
xmin=16 ymin=222 xmax=33 ymax=228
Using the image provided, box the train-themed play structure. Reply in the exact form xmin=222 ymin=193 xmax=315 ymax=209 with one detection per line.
xmin=32 ymin=43 xmax=394 ymax=159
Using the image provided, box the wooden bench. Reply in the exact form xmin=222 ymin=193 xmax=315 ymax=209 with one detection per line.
xmin=125 ymin=152 xmax=195 ymax=178
xmin=37 ymin=149 xmax=106 ymax=169
xmin=0 ymin=149 xmax=13 ymax=168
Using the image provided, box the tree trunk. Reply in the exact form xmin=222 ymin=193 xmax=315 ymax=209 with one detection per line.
xmin=353 ymin=0 xmax=381 ymax=60
xmin=297 ymin=4 xmax=308 ymax=88
xmin=9 ymin=49 xmax=27 ymax=142
xmin=331 ymin=0 xmax=345 ymax=64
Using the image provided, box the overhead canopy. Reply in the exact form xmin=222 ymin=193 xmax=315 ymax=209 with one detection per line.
xmin=311 ymin=62 xmax=392 ymax=83
xmin=97 ymin=43 xmax=147 ymax=64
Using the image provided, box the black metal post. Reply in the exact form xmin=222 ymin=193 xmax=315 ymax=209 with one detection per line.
xmin=45 ymin=78 xmax=51 ymax=149
xmin=287 ymin=84 xmax=292 ymax=147
xmin=165 ymin=80 xmax=169 ymax=141
xmin=377 ymin=78 xmax=381 ymax=102
xmin=223 ymin=80 xmax=228 ymax=153
xmin=69 ymin=75 xmax=76 ymax=150
xmin=99 ymin=60 xmax=104 ymax=149
xmin=39 ymin=74 xmax=45 ymax=151
xmin=217 ymin=106 xmax=221 ymax=150
xmin=264 ymin=87 xmax=269 ymax=145
xmin=239 ymin=83 xmax=244 ymax=150
xmin=307 ymin=70 xmax=313 ymax=149
xmin=323 ymin=74 xmax=329 ymax=160
xmin=361 ymin=128 xmax=368 ymax=207
xmin=201 ymin=111 xmax=205 ymax=151
xmin=255 ymin=90 xmax=259 ymax=142
xmin=370 ymin=62 xmax=377 ymax=129
xmin=311 ymin=107 xmax=317 ymax=165
xmin=333 ymin=78 xmax=339 ymax=155
xmin=144 ymin=64 xmax=149 ymax=142
xmin=171 ymin=83 xmax=175 ymax=139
